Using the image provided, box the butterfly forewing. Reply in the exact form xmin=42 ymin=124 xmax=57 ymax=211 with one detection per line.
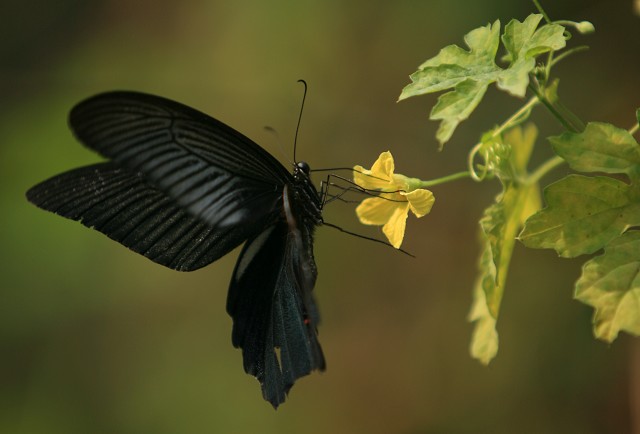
xmin=26 ymin=162 xmax=257 ymax=271
xmin=69 ymin=92 xmax=292 ymax=228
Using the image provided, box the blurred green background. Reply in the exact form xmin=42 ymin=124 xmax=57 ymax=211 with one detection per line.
xmin=2 ymin=1 xmax=640 ymax=433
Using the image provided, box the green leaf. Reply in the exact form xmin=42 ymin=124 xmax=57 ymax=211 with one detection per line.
xmin=510 ymin=123 xmax=538 ymax=173
xmin=485 ymin=125 xmax=541 ymax=281
xmin=418 ymin=20 xmax=501 ymax=69
xmin=519 ymin=175 xmax=640 ymax=257
xmin=399 ymin=21 xmax=501 ymax=147
xmin=501 ymin=14 xmax=544 ymax=62
xmin=498 ymin=14 xmax=566 ymax=96
xmin=501 ymin=14 xmax=566 ymax=62
xmin=575 ymin=230 xmax=640 ymax=342
xmin=479 ymin=183 xmax=540 ymax=309
xmin=520 ymin=117 xmax=640 ymax=342
xmin=431 ymin=79 xmax=489 ymax=145
xmin=470 ymin=183 xmax=540 ymax=365
xmin=469 ymin=248 xmax=499 ymax=365
xmin=523 ymin=18 xmax=567 ymax=57
xmin=469 ymin=125 xmax=541 ymax=365
xmin=399 ymin=14 xmax=567 ymax=146
xmin=496 ymin=58 xmax=535 ymax=98
xmin=550 ymin=122 xmax=640 ymax=179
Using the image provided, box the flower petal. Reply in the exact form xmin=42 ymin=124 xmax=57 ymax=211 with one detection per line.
xmin=353 ymin=151 xmax=395 ymax=190
xmin=382 ymin=204 xmax=409 ymax=248
xmin=370 ymin=151 xmax=395 ymax=178
xmin=356 ymin=196 xmax=399 ymax=225
xmin=403 ymin=189 xmax=435 ymax=218
xmin=353 ymin=166 xmax=391 ymax=190
xmin=353 ymin=166 xmax=378 ymax=190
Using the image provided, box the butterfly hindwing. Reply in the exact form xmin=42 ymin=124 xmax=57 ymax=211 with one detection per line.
xmin=26 ymin=162 xmax=258 ymax=271
xmin=227 ymin=217 xmax=324 ymax=408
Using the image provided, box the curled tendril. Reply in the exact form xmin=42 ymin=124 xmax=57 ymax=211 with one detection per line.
xmin=468 ymin=137 xmax=512 ymax=181
xmin=468 ymin=142 xmax=488 ymax=181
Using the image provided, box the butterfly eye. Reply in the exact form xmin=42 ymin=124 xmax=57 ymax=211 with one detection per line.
xmin=296 ymin=161 xmax=311 ymax=175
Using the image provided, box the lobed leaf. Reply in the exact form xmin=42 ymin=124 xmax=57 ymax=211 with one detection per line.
xmin=501 ymin=14 xmax=566 ymax=62
xmin=399 ymin=14 xmax=567 ymax=146
xmin=398 ymin=21 xmax=501 ymax=147
xmin=522 ymin=117 xmax=640 ymax=341
xmin=401 ymin=19 xmax=501 ymax=101
xmin=496 ymin=58 xmax=535 ymax=98
xmin=501 ymin=14 xmax=544 ymax=62
xmin=575 ymin=231 xmax=640 ymax=342
xmin=418 ymin=20 xmax=501 ymax=69
xmin=431 ymin=79 xmax=489 ymax=145
xmin=550 ymin=122 xmax=640 ymax=179
xmin=519 ymin=175 xmax=640 ymax=257
xmin=498 ymin=14 xmax=566 ymax=97
xmin=523 ymin=18 xmax=566 ymax=57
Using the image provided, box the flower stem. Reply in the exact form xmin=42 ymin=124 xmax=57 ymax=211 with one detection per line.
xmin=417 ymin=171 xmax=471 ymax=188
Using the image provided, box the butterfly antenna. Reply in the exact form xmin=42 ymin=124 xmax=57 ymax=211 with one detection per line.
xmin=294 ymin=79 xmax=308 ymax=163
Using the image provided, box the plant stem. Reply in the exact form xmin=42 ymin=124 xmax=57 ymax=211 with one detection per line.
xmin=497 ymin=95 xmax=541 ymax=136
xmin=550 ymin=46 xmax=590 ymax=67
xmin=555 ymin=98 xmax=585 ymax=132
xmin=526 ymin=155 xmax=565 ymax=185
xmin=417 ymin=171 xmax=471 ymax=188
xmin=533 ymin=0 xmax=552 ymax=23
xmin=630 ymin=123 xmax=639 ymax=136
xmin=527 ymin=84 xmax=580 ymax=132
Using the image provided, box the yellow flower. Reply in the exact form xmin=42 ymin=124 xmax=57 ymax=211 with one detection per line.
xmin=353 ymin=151 xmax=435 ymax=248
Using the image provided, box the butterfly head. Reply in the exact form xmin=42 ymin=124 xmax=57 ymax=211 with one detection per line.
xmin=295 ymin=161 xmax=311 ymax=178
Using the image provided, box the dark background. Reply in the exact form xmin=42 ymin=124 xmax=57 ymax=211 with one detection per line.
xmin=2 ymin=1 xmax=639 ymax=433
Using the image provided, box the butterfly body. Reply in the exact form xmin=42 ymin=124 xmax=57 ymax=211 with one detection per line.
xmin=26 ymin=91 xmax=326 ymax=408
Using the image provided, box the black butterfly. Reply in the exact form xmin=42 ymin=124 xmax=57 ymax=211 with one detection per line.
xmin=26 ymin=90 xmax=326 ymax=408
